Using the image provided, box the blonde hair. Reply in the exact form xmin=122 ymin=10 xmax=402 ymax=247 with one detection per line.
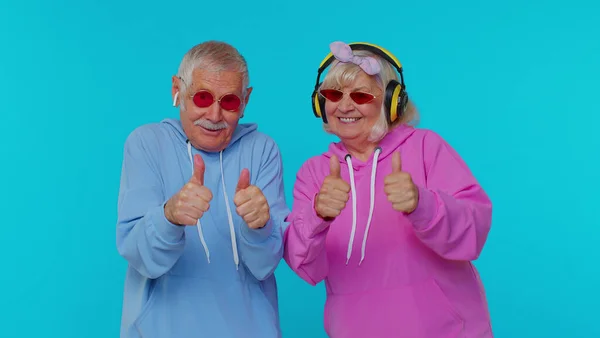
xmin=319 ymin=50 xmax=419 ymax=142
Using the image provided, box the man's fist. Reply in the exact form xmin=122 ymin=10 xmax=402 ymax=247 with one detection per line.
xmin=234 ymin=169 xmax=270 ymax=229
xmin=165 ymin=154 xmax=213 ymax=225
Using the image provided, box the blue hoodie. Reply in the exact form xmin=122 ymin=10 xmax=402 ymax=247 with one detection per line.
xmin=116 ymin=118 xmax=289 ymax=338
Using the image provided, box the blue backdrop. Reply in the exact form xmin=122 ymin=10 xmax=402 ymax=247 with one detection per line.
xmin=1 ymin=0 xmax=598 ymax=337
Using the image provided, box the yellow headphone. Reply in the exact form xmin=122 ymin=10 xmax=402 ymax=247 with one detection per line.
xmin=311 ymin=42 xmax=408 ymax=124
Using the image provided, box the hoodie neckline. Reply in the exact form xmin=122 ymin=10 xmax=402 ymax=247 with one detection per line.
xmin=325 ymin=124 xmax=416 ymax=169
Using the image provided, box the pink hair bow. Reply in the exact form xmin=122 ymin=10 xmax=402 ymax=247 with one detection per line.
xmin=329 ymin=41 xmax=381 ymax=75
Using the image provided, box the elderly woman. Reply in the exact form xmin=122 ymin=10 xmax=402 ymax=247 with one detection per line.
xmin=283 ymin=41 xmax=494 ymax=337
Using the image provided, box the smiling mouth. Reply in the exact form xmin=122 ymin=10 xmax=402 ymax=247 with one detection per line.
xmin=338 ymin=117 xmax=362 ymax=123
xmin=201 ymin=125 xmax=225 ymax=131
xmin=199 ymin=126 xmax=224 ymax=135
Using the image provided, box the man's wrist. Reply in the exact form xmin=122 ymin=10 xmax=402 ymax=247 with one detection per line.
xmin=164 ymin=200 xmax=184 ymax=226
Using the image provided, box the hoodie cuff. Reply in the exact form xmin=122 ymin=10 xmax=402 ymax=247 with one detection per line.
xmin=149 ymin=204 xmax=186 ymax=244
xmin=300 ymin=194 xmax=332 ymax=239
xmin=240 ymin=217 xmax=274 ymax=243
xmin=406 ymin=186 xmax=439 ymax=231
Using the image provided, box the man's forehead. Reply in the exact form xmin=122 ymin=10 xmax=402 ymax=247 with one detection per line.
xmin=191 ymin=69 xmax=243 ymax=88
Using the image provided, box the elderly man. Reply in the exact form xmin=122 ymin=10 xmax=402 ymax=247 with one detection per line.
xmin=116 ymin=41 xmax=289 ymax=338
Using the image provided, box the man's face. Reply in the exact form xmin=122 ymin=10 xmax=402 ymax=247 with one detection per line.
xmin=173 ymin=68 xmax=252 ymax=152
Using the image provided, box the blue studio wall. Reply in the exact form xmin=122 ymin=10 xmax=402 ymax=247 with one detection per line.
xmin=0 ymin=0 xmax=598 ymax=337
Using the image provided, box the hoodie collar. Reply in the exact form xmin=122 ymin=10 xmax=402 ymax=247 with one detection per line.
xmin=325 ymin=123 xmax=416 ymax=169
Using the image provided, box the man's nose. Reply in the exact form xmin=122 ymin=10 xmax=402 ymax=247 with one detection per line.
xmin=203 ymin=101 xmax=223 ymax=121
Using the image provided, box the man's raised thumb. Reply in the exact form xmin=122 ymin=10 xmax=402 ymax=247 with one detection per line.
xmin=236 ymin=168 xmax=250 ymax=192
xmin=191 ymin=154 xmax=205 ymax=185
xmin=329 ymin=155 xmax=341 ymax=177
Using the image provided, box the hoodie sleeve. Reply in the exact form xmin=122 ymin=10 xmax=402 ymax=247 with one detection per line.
xmin=237 ymin=140 xmax=289 ymax=281
xmin=116 ymin=128 xmax=186 ymax=279
xmin=405 ymin=130 xmax=493 ymax=261
xmin=283 ymin=160 xmax=331 ymax=286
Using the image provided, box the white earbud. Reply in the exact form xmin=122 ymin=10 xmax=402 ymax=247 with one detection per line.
xmin=172 ymin=92 xmax=179 ymax=107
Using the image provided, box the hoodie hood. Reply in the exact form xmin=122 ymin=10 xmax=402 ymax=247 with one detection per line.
xmin=160 ymin=118 xmax=258 ymax=269
xmin=322 ymin=124 xmax=417 ymax=265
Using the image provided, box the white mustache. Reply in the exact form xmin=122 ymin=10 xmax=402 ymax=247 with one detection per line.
xmin=194 ymin=119 xmax=229 ymax=131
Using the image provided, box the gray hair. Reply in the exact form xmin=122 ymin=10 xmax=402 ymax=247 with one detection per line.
xmin=320 ymin=50 xmax=419 ymax=142
xmin=176 ymin=41 xmax=250 ymax=110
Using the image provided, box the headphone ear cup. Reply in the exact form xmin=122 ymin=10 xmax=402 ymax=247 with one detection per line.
xmin=318 ymin=94 xmax=328 ymax=123
xmin=311 ymin=90 xmax=320 ymax=117
xmin=398 ymin=91 xmax=408 ymax=119
xmin=312 ymin=84 xmax=328 ymax=123
xmin=384 ymin=80 xmax=402 ymax=124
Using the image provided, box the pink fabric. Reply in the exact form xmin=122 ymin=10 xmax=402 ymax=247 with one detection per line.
xmin=283 ymin=124 xmax=494 ymax=337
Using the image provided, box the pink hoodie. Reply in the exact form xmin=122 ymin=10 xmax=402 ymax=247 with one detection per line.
xmin=283 ymin=124 xmax=494 ymax=338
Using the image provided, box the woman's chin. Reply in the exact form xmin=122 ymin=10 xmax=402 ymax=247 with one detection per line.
xmin=335 ymin=129 xmax=368 ymax=143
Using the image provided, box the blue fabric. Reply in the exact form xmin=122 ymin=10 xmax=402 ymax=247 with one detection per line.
xmin=116 ymin=118 xmax=289 ymax=338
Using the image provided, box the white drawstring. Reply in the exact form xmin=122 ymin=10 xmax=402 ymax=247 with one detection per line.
xmin=187 ymin=141 xmax=210 ymax=264
xmin=344 ymin=147 xmax=382 ymax=265
xmin=219 ymin=151 xmax=240 ymax=270
xmin=186 ymin=141 xmax=239 ymax=269
xmin=360 ymin=147 xmax=381 ymax=265
xmin=345 ymin=154 xmax=358 ymax=265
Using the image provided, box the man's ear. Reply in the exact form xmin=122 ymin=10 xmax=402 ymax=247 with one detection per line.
xmin=244 ymin=87 xmax=253 ymax=104
xmin=172 ymin=75 xmax=181 ymax=106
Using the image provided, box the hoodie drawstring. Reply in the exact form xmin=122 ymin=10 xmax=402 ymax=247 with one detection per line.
xmin=219 ymin=151 xmax=240 ymax=269
xmin=186 ymin=141 xmax=239 ymax=269
xmin=344 ymin=147 xmax=381 ymax=265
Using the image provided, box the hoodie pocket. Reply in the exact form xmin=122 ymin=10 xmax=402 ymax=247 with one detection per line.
xmin=133 ymin=281 xmax=159 ymax=338
xmin=324 ymin=278 xmax=464 ymax=338
xmin=420 ymin=278 xmax=465 ymax=337
xmin=132 ymin=276 xmax=235 ymax=338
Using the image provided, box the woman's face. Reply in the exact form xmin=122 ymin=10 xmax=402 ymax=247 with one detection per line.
xmin=322 ymin=71 xmax=383 ymax=143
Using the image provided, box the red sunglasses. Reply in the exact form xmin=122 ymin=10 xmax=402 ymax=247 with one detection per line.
xmin=190 ymin=90 xmax=242 ymax=112
xmin=319 ymin=89 xmax=376 ymax=105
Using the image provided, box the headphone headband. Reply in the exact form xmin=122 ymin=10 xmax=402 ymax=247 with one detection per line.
xmin=318 ymin=42 xmax=402 ymax=72
xmin=314 ymin=42 xmax=405 ymax=90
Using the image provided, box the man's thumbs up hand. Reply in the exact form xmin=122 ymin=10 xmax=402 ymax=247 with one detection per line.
xmin=164 ymin=154 xmax=213 ymax=226
xmin=234 ymin=169 xmax=270 ymax=229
